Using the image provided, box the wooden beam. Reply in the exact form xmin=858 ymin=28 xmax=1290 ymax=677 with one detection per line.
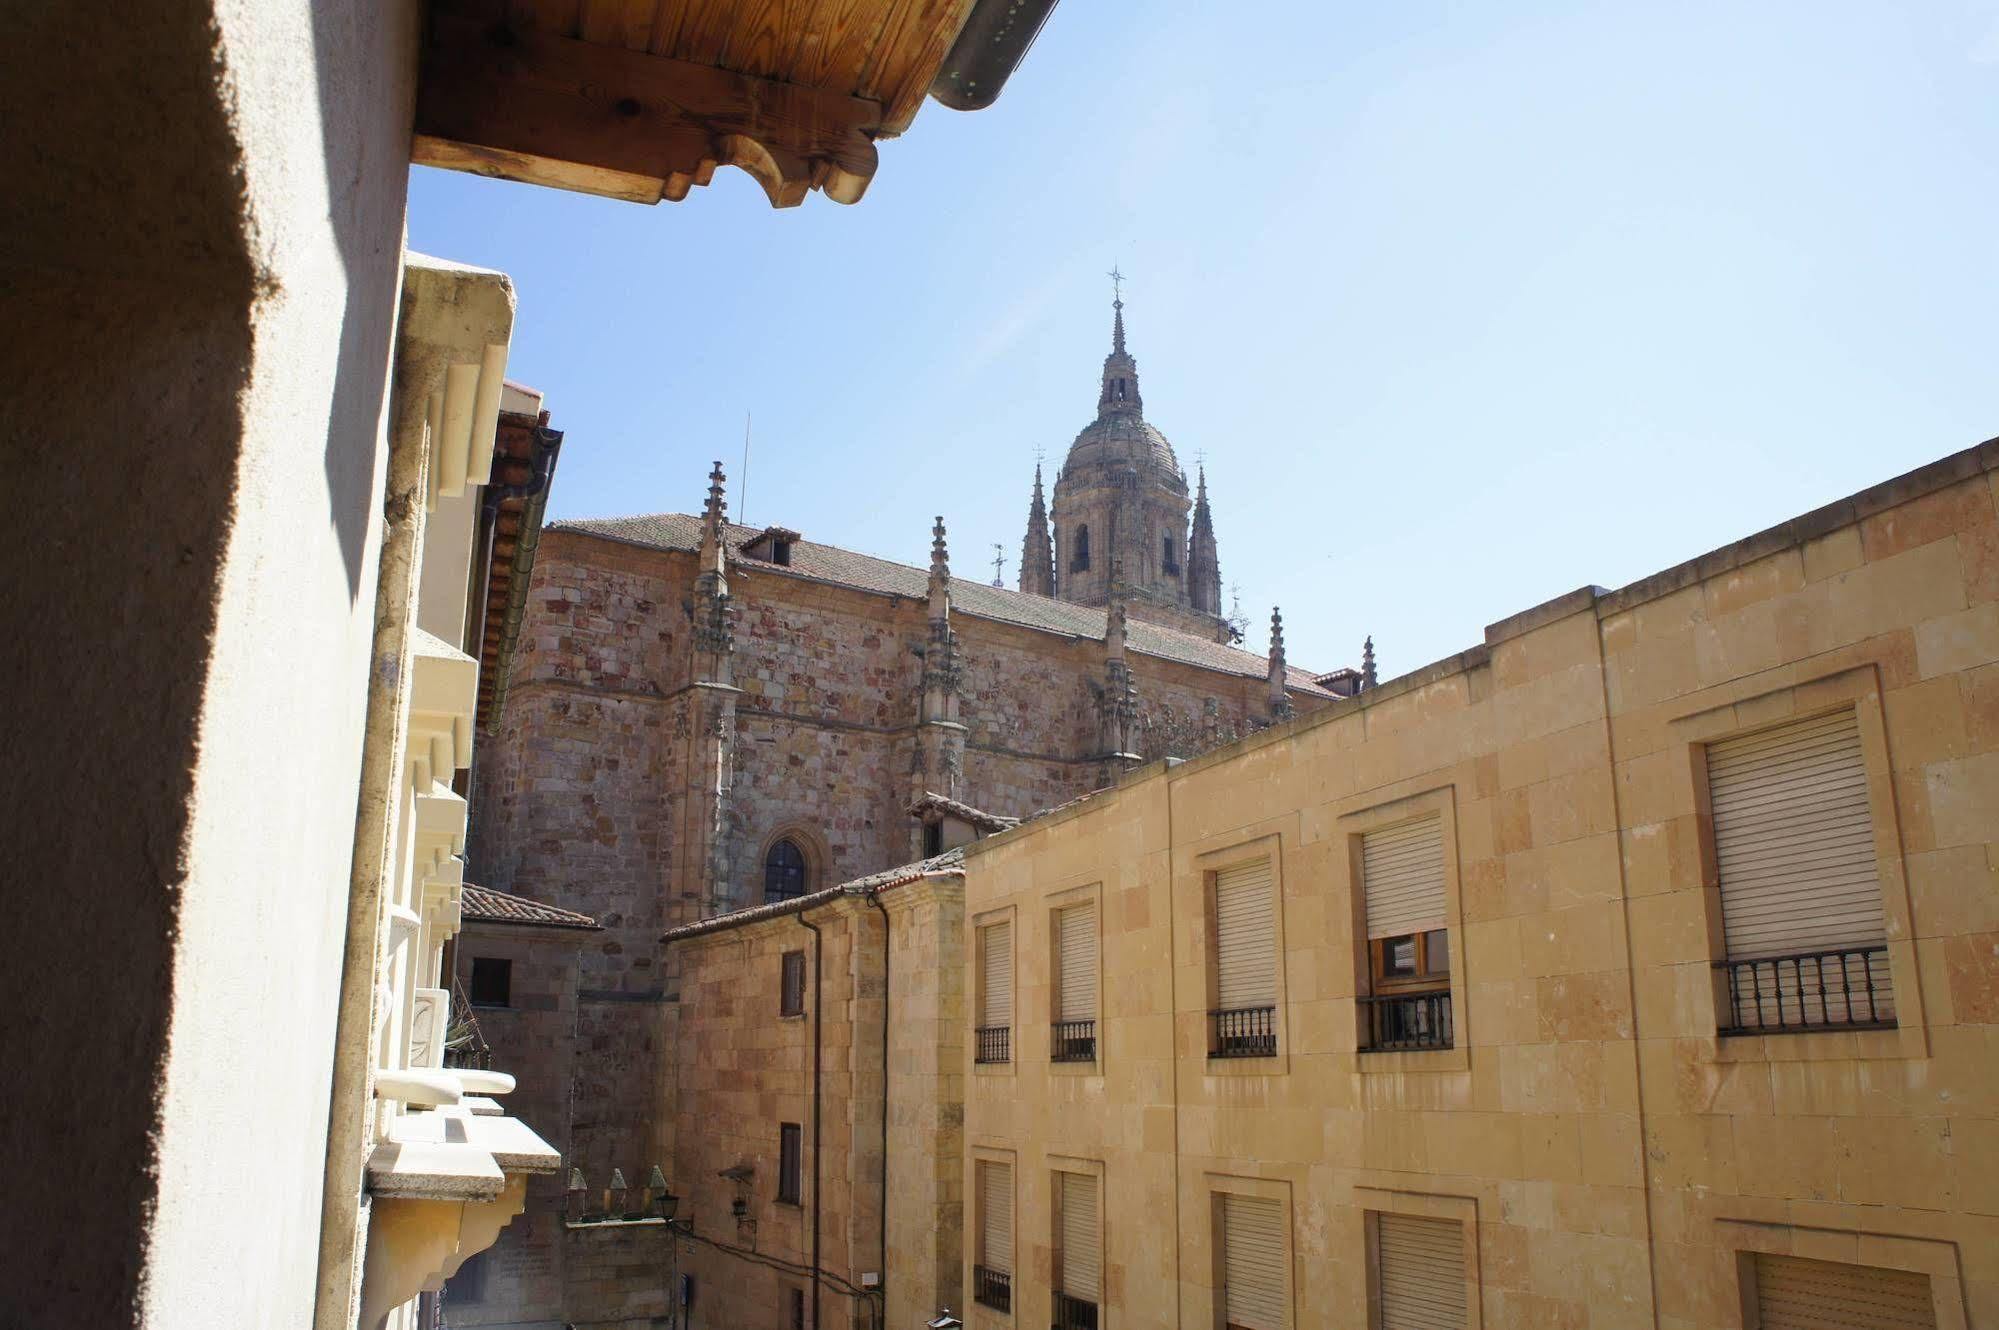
xmin=414 ymin=13 xmax=884 ymax=208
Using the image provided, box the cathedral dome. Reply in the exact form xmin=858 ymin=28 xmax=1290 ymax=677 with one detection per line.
xmin=1062 ymin=413 xmax=1186 ymax=490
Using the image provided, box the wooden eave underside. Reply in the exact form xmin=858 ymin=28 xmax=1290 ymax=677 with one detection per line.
xmin=414 ymin=0 xmax=978 ymax=208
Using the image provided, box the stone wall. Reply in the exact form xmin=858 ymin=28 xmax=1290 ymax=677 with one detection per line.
xmin=445 ymin=922 xmax=588 ymax=1328
xmin=960 ymin=441 xmax=1999 ymax=1330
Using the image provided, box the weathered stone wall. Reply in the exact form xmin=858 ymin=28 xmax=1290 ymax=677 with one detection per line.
xmin=960 ymin=442 xmax=1999 ymax=1330
xmin=445 ymin=923 xmax=587 ymax=1329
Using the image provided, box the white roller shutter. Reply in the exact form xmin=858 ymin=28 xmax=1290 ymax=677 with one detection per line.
xmin=1363 ymin=816 xmax=1447 ymax=939
xmin=1057 ymin=903 xmax=1098 ymax=1023
xmin=1709 ymin=709 xmax=1886 ymax=957
xmin=1752 ymin=1253 xmax=1936 ymax=1330
xmin=978 ymin=1160 xmax=1013 ymax=1275
xmin=1215 ymin=860 xmax=1276 ymax=1010
xmin=979 ymin=922 xmax=1013 ymax=1027
xmin=1058 ymin=1172 xmax=1100 ymax=1302
xmin=1376 ymin=1213 xmax=1466 ymax=1330
xmin=1218 ymin=1193 xmax=1287 ymax=1329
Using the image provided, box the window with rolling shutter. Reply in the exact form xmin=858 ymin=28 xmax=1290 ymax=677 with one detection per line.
xmin=977 ymin=921 xmax=1013 ymax=1063
xmin=978 ymin=1160 xmax=1013 ymax=1274
xmin=1363 ymin=817 xmax=1446 ymax=941
xmin=1221 ymin=1192 xmax=1286 ymax=1330
xmin=1054 ymin=903 xmax=1099 ymax=1062
xmin=1212 ymin=859 xmax=1278 ymax=1057
xmin=1750 ymin=1253 xmax=1936 ymax=1330
xmin=1707 ymin=709 xmax=1895 ymax=1031
xmin=1057 ymin=1171 xmax=1101 ymax=1303
xmin=1374 ymin=1213 xmax=1466 ymax=1330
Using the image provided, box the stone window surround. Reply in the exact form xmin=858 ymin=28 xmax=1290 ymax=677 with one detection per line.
xmin=1195 ymin=831 xmax=1290 ymax=1078
xmin=1204 ymin=1172 xmax=1296 ymax=1330
xmin=1336 ymin=785 xmax=1470 ymax=1075
xmin=1716 ymin=1216 xmax=1969 ymax=1330
xmin=1044 ymin=881 xmax=1104 ymax=1076
xmin=969 ymin=1143 xmax=1019 ymax=1324
xmin=780 ymin=949 xmax=807 ymax=1019
xmin=758 ymin=824 xmax=831 ymax=901
xmin=972 ymin=904 xmax=1018 ymax=1078
xmin=1670 ymin=660 xmax=1929 ymax=1063
xmin=1048 ymin=1153 xmax=1106 ymax=1310
xmin=1354 ymin=1186 xmax=1483 ymax=1330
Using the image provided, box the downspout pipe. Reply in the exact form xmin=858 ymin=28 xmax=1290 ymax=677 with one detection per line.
xmin=797 ymin=908 xmax=824 ymax=1330
xmin=865 ymin=893 xmax=891 ymax=1309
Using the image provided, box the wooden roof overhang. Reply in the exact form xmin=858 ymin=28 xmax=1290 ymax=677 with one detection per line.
xmin=413 ymin=0 xmax=1058 ymax=209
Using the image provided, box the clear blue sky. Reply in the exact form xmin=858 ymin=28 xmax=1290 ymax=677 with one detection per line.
xmin=408 ymin=1 xmax=1999 ymax=678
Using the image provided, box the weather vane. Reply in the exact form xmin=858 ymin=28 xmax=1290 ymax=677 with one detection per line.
xmin=991 ymin=543 xmax=1006 ymax=588
xmin=1107 ymin=265 xmax=1125 ymax=304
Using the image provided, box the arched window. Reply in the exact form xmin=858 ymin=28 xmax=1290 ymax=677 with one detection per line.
xmin=1072 ymin=525 xmax=1091 ymax=572
xmin=764 ymin=838 xmax=808 ymax=902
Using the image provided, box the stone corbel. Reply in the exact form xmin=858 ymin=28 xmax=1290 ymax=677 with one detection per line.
xmin=358 ymin=1174 xmax=527 ymax=1330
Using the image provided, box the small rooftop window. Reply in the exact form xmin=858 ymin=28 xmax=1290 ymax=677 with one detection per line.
xmin=742 ymin=526 xmax=802 ymax=566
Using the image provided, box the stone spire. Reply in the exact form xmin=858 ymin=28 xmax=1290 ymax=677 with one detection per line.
xmin=698 ymin=460 xmax=729 ymax=578
xmin=1096 ymin=286 xmax=1143 ymax=420
xmin=692 ymin=461 xmax=734 ymax=664
xmin=1019 ymin=463 xmax=1055 ymax=598
xmin=1268 ymin=607 xmax=1293 ymax=720
xmin=917 ymin=516 xmax=966 ymax=802
xmin=927 ymin=515 xmax=951 ymax=625
xmin=1097 ymin=566 xmax=1140 ymax=776
xmin=1187 ymin=465 xmax=1221 ymax=614
xmin=1362 ymin=635 xmax=1378 ymax=690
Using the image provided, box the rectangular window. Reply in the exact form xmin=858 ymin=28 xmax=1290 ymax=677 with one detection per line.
xmin=1219 ymin=1192 xmax=1286 ymax=1329
xmin=1708 ymin=709 xmax=1895 ymax=1033
xmin=1374 ymin=1213 xmax=1465 ymax=1329
xmin=780 ymin=950 xmax=806 ymax=1017
xmin=1056 ymin=1171 xmax=1101 ymax=1323
xmin=1359 ymin=817 xmax=1452 ymax=1052
xmin=789 ymin=1286 xmax=806 ymax=1330
xmin=469 ymin=956 xmax=512 ymax=1008
xmin=778 ymin=1123 xmax=802 ymax=1205
xmin=1750 ymin=1252 xmax=1935 ymax=1329
xmin=1211 ymin=858 xmax=1277 ymax=1057
xmin=974 ymin=1160 xmax=1013 ymax=1312
xmin=1053 ymin=902 xmax=1098 ymax=1063
xmin=976 ymin=921 xmax=1013 ymax=1064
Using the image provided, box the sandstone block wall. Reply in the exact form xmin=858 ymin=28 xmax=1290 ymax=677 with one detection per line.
xmin=961 ymin=443 xmax=1999 ymax=1330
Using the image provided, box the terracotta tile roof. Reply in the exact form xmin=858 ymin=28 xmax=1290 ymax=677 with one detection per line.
xmin=461 ymin=884 xmax=600 ymax=930
xmin=551 ymin=513 xmax=1331 ymax=695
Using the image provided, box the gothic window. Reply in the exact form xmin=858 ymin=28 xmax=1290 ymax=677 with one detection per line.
xmin=764 ymin=838 xmax=809 ymax=902
xmin=1072 ymin=525 xmax=1091 ymax=572
xmin=1162 ymin=533 xmax=1180 ymax=576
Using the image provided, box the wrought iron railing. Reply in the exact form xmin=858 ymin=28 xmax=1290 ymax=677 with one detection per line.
xmin=1716 ymin=945 xmax=1895 ymax=1035
xmin=1208 ymin=1005 xmax=1277 ymax=1058
xmin=1359 ymin=990 xmax=1453 ymax=1052
xmin=1053 ymin=1290 xmax=1099 ymax=1329
xmin=974 ymin=1025 xmax=1012 ymax=1065
xmin=973 ymin=1264 xmax=1012 ymax=1312
xmin=444 ymin=975 xmax=493 ymax=1070
xmin=1051 ymin=1019 xmax=1096 ymax=1063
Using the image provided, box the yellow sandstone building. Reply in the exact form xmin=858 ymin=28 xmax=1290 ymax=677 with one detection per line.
xmin=959 ymin=439 xmax=1999 ymax=1330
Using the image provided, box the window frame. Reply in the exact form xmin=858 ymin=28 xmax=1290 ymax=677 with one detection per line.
xmin=468 ymin=955 xmax=512 ymax=1009
xmin=763 ymin=836 xmax=810 ymax=903
xmin=1670 ymin=664 xmax=1927 ymax=1063
xmin=1338 ymin=790 xmax=1468 ymax=1073
xmin=1207 ymin=1173 xmax=1294 ymax=1330
xmin=779 ymin=949 xmax=807 ymax=1018
xmin=1198 ymin=833 xmax=1287 ymax=1073
xmin=972 ymin=907 xmax=1017 ymax=1073
xmin=1047 ymin=883 xmax=1103 ymax=1072
xmin=1354 ymin=1187 xmax=1482 ymax=1330
xmin=777 ymin=1122 xmax=803 ymax=1206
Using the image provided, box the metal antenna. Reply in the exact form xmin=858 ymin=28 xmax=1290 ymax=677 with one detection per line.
xmin=737 ymin=412 xmax=752 ymax=527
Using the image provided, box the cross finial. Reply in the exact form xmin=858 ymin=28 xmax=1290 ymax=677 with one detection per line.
xmin=1108 ymin=265 xmax=1125 ymax=306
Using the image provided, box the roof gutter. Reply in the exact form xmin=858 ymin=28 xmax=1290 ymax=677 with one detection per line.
xmin=928 ymin=0 xmax=1061 ymax=111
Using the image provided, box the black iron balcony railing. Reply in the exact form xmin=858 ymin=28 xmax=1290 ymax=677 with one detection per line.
xmin=975 ymin=1024 xmax=1012 ymax=1065
xmin=1359 ymin=990 xmax=1453 ymax=1052
xmin=1208 ymin=1005 xmax=1277 ymax=1058
xmin=1051 ymin=1019 xmax=1096 ymax=1063
xmin=1717 ymin=945 xmax=1895 ymax=1036
xmin=1053 ymin=1290 xmax=1100 ymax=1330
xmin=973 ymin=1264 xmax=1012 ymax=1313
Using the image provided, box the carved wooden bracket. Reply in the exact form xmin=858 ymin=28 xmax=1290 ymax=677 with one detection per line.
xmin=414 ymin=14 xmax=884 ymax=208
